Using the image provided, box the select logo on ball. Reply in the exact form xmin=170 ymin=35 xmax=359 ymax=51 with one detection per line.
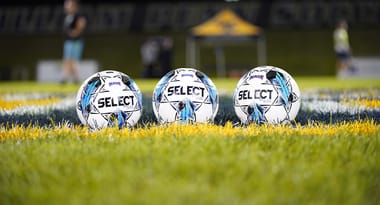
xmin=167 ymin=85 xmax=206 ymax=97
xmin=97 ymin=95 xmax=135 ymax=108
xmin=237 ymin=89 xmax=274 ymax=100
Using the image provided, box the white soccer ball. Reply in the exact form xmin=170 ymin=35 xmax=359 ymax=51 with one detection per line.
xmin=233 ymin=66 xmax=301 ymax=124
xmin=152 ymin=68 xmax=219 ymax=124
xmin=76 ymin=70 xmax=142 ymax=130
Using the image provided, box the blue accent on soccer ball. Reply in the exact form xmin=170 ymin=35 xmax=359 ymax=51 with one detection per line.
xmin=208 ymin=86 xmax=217 ymax=105
xmin=129 ymin=79 xmax=143 ymax=108
xmin=275 ymin=73 xmax=290 ymax=106
xmin=197 ymin=73 xmax=217 ymax=105
xmin=81 ymin=80 xmax=99 ymax=114
xmin=249 ymin=103 xmax=265 ymax=124
xmin=180 ymin=100 xmax=194 ymax=123
xmin=137 ymin=91 xmax=143 ymax=109
xmin=117 ymin=111 xmax=127 ymax=129
xmin=128 ymin=79 xmax=136 ymax=91
xmin=153 ymin=71 xmax=174 ymax=102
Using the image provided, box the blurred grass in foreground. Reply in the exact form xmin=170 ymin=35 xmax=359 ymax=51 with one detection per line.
xmin=1 ymin=78 xmax=379 ymax=205
xmin=0 ymin=77 xmax=379 ymax=94
xmin=0 ymin=121 xmax=379 ymax=205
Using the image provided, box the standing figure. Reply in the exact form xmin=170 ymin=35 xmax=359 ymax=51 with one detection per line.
xmin=62 ymin=0 xmax=86 ymax=84
xmin=333 ymin=19 xmax=356 ymax=77
xmin=159 ymin=37 xmax=173 ymax=77
xmin=141 ymin=38 xmax=160 ymax=78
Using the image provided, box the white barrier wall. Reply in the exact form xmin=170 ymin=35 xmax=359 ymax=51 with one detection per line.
xmin=351 ymin=57 xmax=380 ymax=78
xmin=36 ymin=60 xmax=98 ymax=82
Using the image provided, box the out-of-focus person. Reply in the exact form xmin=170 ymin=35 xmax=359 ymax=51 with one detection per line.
xmin=333 ymin=19 xmax=356 ymax=77
xmin=159 ymin=37 xmax=173 ymax=76
xmin=141 ymin=38 xmax=160 ymax=78
xmin=61 ymin=0 xmax=86 ymax=84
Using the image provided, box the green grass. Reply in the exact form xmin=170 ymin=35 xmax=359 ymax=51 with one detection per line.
xmin=1 ymin=126 xmax=379 ymax=205
xmin=1 ymin=78 xmax=379 ymax=205
xmin=1 ymin=77 xmax=380 ymax=94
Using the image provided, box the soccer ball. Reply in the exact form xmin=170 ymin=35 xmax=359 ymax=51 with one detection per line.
xmin=152 ymin=68 xmax=219 ymax=124
xmin=233 ymin=66 xmax=301 ymax=124
xmin=76 ymin=70 xmax=142 ymax=130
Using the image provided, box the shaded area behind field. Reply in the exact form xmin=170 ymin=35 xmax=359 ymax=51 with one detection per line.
xmin=2 ymin=29 xmax=380 ymax=80
xmin=1 ymin=95 xmax=379 ymax=127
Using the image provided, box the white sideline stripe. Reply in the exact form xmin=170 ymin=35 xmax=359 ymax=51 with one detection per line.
xmin=2 ymin=93 xmax=56 ymax=101
xmin=301 ymin=100 xmax=377 ymax=115
xmin=1 ymin=98 xmax=378 ymax=116
xmin=1 ymin=91 xmax=379 ymax=116
xmin=0 ymin=96 xmax=76 ymax=115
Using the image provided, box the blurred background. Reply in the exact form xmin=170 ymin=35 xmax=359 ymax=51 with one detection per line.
xmin=0 ymin=0 xmax=379 ymax=81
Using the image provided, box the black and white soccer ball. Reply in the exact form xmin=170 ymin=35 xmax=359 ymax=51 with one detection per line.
xmin=233 ymin=66 xmax=301 ymax=125
xmin=152 ymin=68 xmax=219 ymax=124
xmin=76 ymin=70 xmax=142 ymax=130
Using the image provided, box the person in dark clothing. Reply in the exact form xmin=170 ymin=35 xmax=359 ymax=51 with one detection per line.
xmin=159 ymin=37 xmax=173 ymax=76
xmin=141 ymin=36 xmax=173 ymax=78
xmin=140 ymin=38 xmax=160 ymax=78
xmin=61 ymin=0 xmax=86 ymax=84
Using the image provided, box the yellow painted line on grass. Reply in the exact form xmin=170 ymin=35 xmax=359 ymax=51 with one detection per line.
xmin=0 ymin=97 xmax=61 ymax=110
xmin=1 ymin=121 xmax=378 ymax=141
xmin=351 ymin=99 xmax=380 ymax=109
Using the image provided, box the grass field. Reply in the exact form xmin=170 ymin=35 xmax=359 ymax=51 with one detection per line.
xmin=0 ymin=77 xmax=379 ymax=205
